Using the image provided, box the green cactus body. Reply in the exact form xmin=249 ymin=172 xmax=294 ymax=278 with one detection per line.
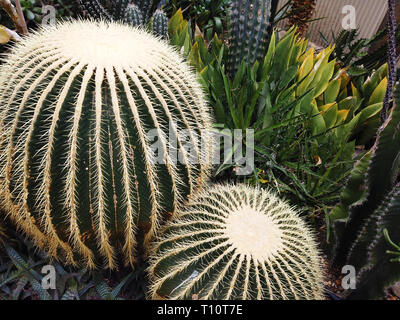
xmin=111 ymin=0 xmax=131 ymax=20
xmin=0 ymin=222 xmax=5 ymax=245
xmin=152 ymin=9 xmax=168 ymax=39
xmin=227 ymin=0 xmax=272 ymax=77
xmin=125 ymin=4 xmax=144 ymax=26
xmin=78 ymin=0 xmax=113 ymax=21
xmin=135 ymin=0 xmax=159 ymax=23
xmin=0 ymin=21 xmax=213 ymax=269
xmin=149 ymin=184 xmax=324 ymax=300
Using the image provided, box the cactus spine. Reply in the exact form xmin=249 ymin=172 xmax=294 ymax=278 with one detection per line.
xmin=227 ymin=0 xmax=272 ymax=77
xmin=152 ymin=9 xmax=168 ymax=39
xmin=149 ymin=184 xmax=324 ymax=300
xmin=0 ymin=21 xmax=213 ymax=269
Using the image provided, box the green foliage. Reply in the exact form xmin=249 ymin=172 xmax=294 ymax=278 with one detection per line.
xmin=0 ymin=234 xmax=146 ymax=300
xmin=168 ymin=12 xmax=388 ymax=211
xmin=323 ymin=27 xmax=400 ymax=79
xmin=163 ymin=0 xmax=230 ymax=40
xmin=329 ymin=85 xmax=400 ymax=299
xmin=17 ymin=0 xmax=79 ymax=24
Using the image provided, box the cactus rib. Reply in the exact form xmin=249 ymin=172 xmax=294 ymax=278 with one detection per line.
xmin=0 ymin=21 xmax=213 ymax=269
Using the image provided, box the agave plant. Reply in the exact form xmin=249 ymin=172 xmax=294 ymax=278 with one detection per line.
xmin=0 ymin=234 xmax=145 ymax=300
xmin=149 ymin=184 xmax=324 ymax=300
xmin=168 ymin=12 xmax=388 ymax=210
xmin=0 ymin=20 xmax=213 ymax=270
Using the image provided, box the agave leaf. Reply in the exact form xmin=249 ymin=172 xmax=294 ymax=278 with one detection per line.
xmin=358 ymin=103 xmax=383 ymax=124
xmin=368 ymin=77 xmax=388 ymax=105
xmin=324 ymin=78 xmax=342 ymax=104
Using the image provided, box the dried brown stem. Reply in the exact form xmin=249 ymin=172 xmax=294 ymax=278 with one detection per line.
xmin=0 ymin=0 xmax=28 ymax=35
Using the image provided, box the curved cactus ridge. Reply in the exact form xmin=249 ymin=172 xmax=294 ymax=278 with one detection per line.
xmin=227 ymin=0 xmax=272 ymax=78
xmin=0 ymin=20 xmax=213 ymax=269
xmin=149 ymin=184 xmax=324 ymax=300
xmin=152 ymin=9 xmax=168 ymax=39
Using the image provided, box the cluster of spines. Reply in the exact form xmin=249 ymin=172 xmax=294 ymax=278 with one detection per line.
xmin=227 ymin=0 xmax=272 ymax=78
xmin=148 ymin=184 xmax=324 ymax=300
xmin=0 ymin=21 xmax=213 ymax=270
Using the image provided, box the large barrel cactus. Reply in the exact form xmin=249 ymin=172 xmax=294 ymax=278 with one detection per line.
xmin=0 ymin=21 xmax=213 ymax=269
xmin=149 ymin=184 xmax=324 ymax=300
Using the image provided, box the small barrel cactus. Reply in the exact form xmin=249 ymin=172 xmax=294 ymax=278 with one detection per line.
xmin=0 ymin=21 xmax=213 ymax=269
xmin=149 ymin=184 xmax=324 ymax=300
xmin=227 ymin=0 xmax=272 ymax=78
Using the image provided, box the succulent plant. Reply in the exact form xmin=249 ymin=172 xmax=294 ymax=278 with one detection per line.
xmin=78 ymin=0 xmax=164 ymax=27
xmin=152 ymin=8 xmax=168 ymax=39
xmin=149 ymin=184 xmax=324 ymax=300
xmin=124 ymin=3 xmax=145 ymax=26
xmin=227 ymin=0 xmax=272 ymax=77
xmin=329 ymin=84 xmax=400 ymax=299
xmin=0 ymin=20 xmax=213 ymax=270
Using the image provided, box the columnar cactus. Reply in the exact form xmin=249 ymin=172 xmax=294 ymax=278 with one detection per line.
xmin=135 ymin=0 xmax=159 ymax=23
xmin=152 ymin=9 xmax=168 ymax=39
xmin=149 ymin=184 xmax=324 ymax=300
xmin=125 ymin=3 xmax=144 ymax=26
xmin=79 ymin=0 xmax=161 ymax=24
xmin=0 ymin=21 xmax=213 ymax=269
xmin=78 ymin=0 xmax=114 ymax=21
xmin=227 ymin=0 xmax=272 ymax=77
xmin=78 ymin=0 xmax=167 ymax=37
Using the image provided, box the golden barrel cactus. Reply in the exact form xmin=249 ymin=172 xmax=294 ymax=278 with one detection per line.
xmin=149 ymin=184 xmax=324 ymax=300
xmin=0 ymin=21 xmax=213 ymax=269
